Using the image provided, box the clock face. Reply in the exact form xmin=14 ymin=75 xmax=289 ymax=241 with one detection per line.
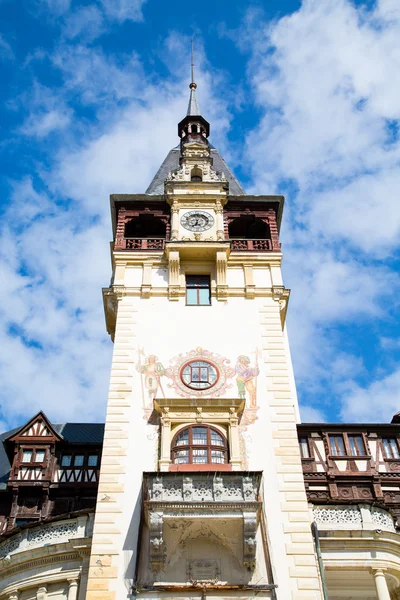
xmin=181 ymin=210 xmax=214 ymax=232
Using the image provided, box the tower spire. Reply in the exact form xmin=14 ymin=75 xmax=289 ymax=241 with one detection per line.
xmin=187 ymin=39 xmax=201 ymax=116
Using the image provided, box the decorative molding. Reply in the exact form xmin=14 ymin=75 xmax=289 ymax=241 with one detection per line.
xmin=165 ymin=347 xmax=235 ymax=399
xmin=187 ymin=559 xmax=221 ymax=583
xmin=149 ymin=511 xmax=165 ymax=572
xmin=312 ymin=504 xmax=396 ymax=532
xmin=0 ymin=519 xmax=80 ymax=559
xmin=313 ymin=506 xmax=362 ymax=528
xmin=243 ymin=511 xmax=257 ymax=570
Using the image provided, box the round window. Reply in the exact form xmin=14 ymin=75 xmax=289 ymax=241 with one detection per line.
xmin=181 ymin=360 xmax=219 ymax=390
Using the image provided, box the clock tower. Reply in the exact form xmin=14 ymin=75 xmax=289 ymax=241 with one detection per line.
xmin=86 ymin=73 xmax=323 ymax=600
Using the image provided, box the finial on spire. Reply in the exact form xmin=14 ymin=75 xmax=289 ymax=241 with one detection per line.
xmin=187 ymin=39 xmax=200 ymax=115
xmin=190 ymin=39 xmax=197 ymax=90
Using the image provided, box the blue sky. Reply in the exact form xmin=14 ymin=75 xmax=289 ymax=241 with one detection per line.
xmin=1 ymin=0 xmax=400 ymax=430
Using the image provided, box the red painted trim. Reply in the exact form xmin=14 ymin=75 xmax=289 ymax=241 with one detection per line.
xmin=169 ymin=464 xmax=232 ymax=472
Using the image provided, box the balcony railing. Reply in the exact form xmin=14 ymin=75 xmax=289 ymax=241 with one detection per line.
xmin=118 ymin=238 xmax=166 ymax=250
xmin=230 ymin=239 xmax=273 ymax=251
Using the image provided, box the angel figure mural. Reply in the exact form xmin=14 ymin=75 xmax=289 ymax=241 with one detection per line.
xmin=136 ymin=349 xmax=166 ymax=409
xmin=235 ymin=354 xmax=260 ymax=409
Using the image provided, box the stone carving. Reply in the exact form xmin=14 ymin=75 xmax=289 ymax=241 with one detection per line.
xmin=27 ymin=521 xmax=79 ymax=547
xmin=149 ymin=511 xmax=165 ymax=572
xmin=192 ymin=481 xmax=213 ymax=501
xmin=243 ymin=513 xmax=258 ymax=570
xmin=371 ymin=507 xmax=396 ymax=532
xmin=243 ymin=477 xmax=257 ymax=502
xmin=145 ymin=473 xmax=261 ymax=571
xmin=313 ymin=506 xmax=362 ymax=527
xmin=313 ymin=505 xmax=396 ymax=532
xmin=0 ymin=534 xmax=21 ymax=559
xmin=187 ymin=559 xmax=221 ymax=583
xmin=0 ymin=520 xmax=79 ymax=559
xmin=149 ymin=474 xmax=259 ymax=503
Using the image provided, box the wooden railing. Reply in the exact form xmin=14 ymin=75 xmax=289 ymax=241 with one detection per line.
xmin=230 ymin=239 xmax=273 ymax=251
xmin=117 ymin=238 xmax=166 ymax=250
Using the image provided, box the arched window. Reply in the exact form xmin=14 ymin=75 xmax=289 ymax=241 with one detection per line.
xmin=171 ymin=425 xmax=228 ymax=465
xmin=228 ymin=216 xmax=270 ymax=240
xmin=124 ymin=215 xmax=166 ymax=239
xmin=191 ymin=167 xmax=202 ymax=182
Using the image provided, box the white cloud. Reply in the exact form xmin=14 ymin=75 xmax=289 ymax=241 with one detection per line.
xmin=18 ymin=82 xmax=72 ymax=138
xmin=62 ymin=5 xmax=105 ymax=41
xmin=99 ymin=0 xmax=147 ymax=23
xmin=0 ymin=35 xmax=234 ymax=431
xmin=21 ymin=109 xmax=71 ymax=138
xmin=239 ymin=0 xmax=400 ymax=420
xmin=341 ymin=368 xmax=400 ymax=423
xmin=300 ymin=405 xmax=326 ymax=423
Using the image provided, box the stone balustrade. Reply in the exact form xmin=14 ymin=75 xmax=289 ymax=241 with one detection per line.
xmin=0 ymin=514 xmax=92 ymax=560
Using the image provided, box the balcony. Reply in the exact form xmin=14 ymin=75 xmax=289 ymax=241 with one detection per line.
xmin=142 ymin=472 xmax=262 ymax=575
xmin=117 ymin=237 xmax=166 ymax=250
xmin=230 ymin=239 xmax=275 ymax=251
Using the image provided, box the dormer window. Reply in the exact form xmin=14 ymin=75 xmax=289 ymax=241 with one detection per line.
xmin=171 ymin=425 xmax=228 ymax=465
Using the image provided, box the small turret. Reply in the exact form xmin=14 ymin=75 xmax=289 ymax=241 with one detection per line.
xmin=178 ymin=41 xmax=210 ymax=147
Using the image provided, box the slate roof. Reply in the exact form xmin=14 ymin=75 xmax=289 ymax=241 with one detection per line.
xmin=0 ymin=423 xmax=105 ymax=490
xmin=187 ymin=87 xmax=201 ymax=116
xmin=145 ymin=145 xmax=246 ymax=196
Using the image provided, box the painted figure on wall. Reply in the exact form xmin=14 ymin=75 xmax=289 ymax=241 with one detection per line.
xmin=235 ymin=355 xmax=259 ymax=408
xmin=136 ymin=350 xmax=166 ymax=407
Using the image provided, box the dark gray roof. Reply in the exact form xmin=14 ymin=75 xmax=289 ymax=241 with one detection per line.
xmin=54 ymin=423 xmax=105 ymax=444
xmin=187 ymin=87 xmax=201 ymax=116
xmin=145 ymin=145 xmax=246 ymax=196
xmin=0 ymin=423 xmax=105 ymax=491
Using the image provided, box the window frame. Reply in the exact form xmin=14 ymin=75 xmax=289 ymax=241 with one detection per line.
xmin=180 ymin=359 xmax=220 ymax=391
xmin=327 ymin=433 xmax=369 ymax=458
xmin=171 ymin=425 xmax=228 ymax=466
xmin=382 ymin=437 xmax=400 ymax=460
xmin=59 ymin=452 xmax=100 ymax=469
xmin=185 ymin=275 xmax=211 ymax=306
xmin=299 ymin=437 xmax=311 ymax=459
xmin=20 ymin=447 xmax=47 ymax=464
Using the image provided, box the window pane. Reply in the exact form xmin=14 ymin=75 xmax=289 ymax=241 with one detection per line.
xmin=186 ymin=288 xmax=198 ymax=305
xmin=300 ymin=438 xmax=310 ymax=458
xmin=174 ymin=450 xmax=189 ymax=464
xmin=193 ymin=449 xmax=207 ymax=463
xmin=211 ymin=450 xmax=225 ymax=464
xmin=88 ymin=455 xmax=98 ymax=467
xmin=211 ymin=430 xmax=224 ymax=446
xmin=22 ymin=450 xmax=32 ymax=462
xmin=383 ymin=438 xmax=400 ymax=459
xmin=61 ymin=455 xmax=72 ymax=467
xmin=74 ymin=455 xmax=84 ymax=467
xmin=35 ymin=450 xmax=45 ymax=462
xmin=176 ymin=430 xmax=189 ymax=446
xmin=330 ymin=435 xmax=345 ymax=456
xmin=199 ymin=288 xmax=210 ymax=305
xmin=349 ymin=435 xmax=364 ymax=456
xmin=192 ymin=428 xmax=207 ymax=445
xmin=390 ymin=439 xmax=400 ymax=458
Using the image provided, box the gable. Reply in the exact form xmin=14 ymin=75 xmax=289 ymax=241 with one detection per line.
xmin=7 ymin=411 xmax=62 ymax=443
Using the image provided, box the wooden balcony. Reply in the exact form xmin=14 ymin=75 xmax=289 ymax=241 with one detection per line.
xmin=230 ymin=239 xmax=277 ymax=251
xmin=116 ymin=238 xmax=166 ymax=251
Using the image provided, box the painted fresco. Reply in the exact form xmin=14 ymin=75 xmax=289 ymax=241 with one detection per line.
xmin=135 ymin=347 xmax=260 ymax=426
